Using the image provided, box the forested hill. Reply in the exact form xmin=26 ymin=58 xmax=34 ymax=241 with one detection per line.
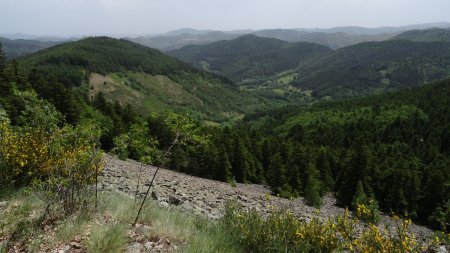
xmin=0 ymin=37 xmax=61 ymax=58
xmin=17 ymin=37 xmax=269 ymax=122
xmin=168 ymin=34 xmax=332 ymax=83
xmin=391 ymin=28 xmax=450 ymax=42
xmin=19 ymin=36 xmax=232 ymax=87
xmin=292 ymin=40 xmax=450 ymax=98
xmin=230 ymin=78 xmax=450 ymax=227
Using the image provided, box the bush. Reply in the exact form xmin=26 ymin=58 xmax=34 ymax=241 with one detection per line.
xmin=355 ymin=199 xmax=381 ymax=224
xmin=223 ymin=204 xmax=432 ymax=253
xmin=0 ymin=88 xmax=104 ymax=216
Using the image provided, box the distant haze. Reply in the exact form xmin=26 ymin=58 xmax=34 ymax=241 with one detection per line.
xmin=0 ymin=0 xmax=449 ymax=37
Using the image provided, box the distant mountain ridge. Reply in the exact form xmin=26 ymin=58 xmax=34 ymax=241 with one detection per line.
xmin=127 ymin=32 xmax=239 ymax=52
xmin=127 ymin=22 xmax=450 ymax=51
xmin=391 ymin=28 xmax=450 ymax=42
xmin=169 ymin=34 xmax=332 ymax=82
xmin=293 ymin=22 xmax=450 ymax=34
xmin=0 ymin=37 xmax=62 ymax=58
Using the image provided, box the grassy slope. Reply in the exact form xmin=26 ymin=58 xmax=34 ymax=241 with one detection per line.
xmin=292 ymin=40 xmax=450 ymax=98
xmin=18 ymin=37 xmax=273 ymax=122
xmin=168 ymin=34 xmax=332 ymax=83
xmin=0 ymin=189 xmax=242 ymax=253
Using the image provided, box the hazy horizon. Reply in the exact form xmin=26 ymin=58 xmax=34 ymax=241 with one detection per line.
xmin=1 ymin=0 xmax=450 ymax=37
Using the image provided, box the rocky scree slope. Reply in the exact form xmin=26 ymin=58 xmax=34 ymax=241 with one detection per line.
xmin=100 ymin=155 xmax=433 ymax=241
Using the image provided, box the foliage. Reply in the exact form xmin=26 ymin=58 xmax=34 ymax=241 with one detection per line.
xmin=355 ymin=201 xmax=380 ymax=225
xmin=304 ymin=163 xmax=322 ymax=208
xmin=113 ymin=121 xmax=160 ymax=163
xmin=0 ymin=87 xmax=103 ymax=216
xmin=224 ymin=204 xmax=436 ymax=253
xmin=234 ymin=78 xmax=450 ymax=227
xmin=430 ymin=201 xmax=450 ymax=232
xmin=351 ymin=181 xmax=380 ymax=224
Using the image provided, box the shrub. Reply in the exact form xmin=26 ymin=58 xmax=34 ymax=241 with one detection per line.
xmin=0 ymin=88 xmax=104 ymax=216
xmin=223 ymin=204 xmax=432 ymax=253
xmin=355 ymin=199 xmax=381 ymax=224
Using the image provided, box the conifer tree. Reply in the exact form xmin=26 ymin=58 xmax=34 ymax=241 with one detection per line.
xmin=218 ymin=148 xmax=233 ymax=182
xmin=232 ymin=139 xmax=250 ymax=183
xmin=267 ymin=153 xmax=287 ymax=193
xmin=337 ymin=143 xmax=372 ymax=206
xmin=317 ymin=148 xmax=335 ymax=192
xmin=304 ymin=163 xmax=322 ymax=208
xmin=351 ymin=180 xmax=367 ymax=209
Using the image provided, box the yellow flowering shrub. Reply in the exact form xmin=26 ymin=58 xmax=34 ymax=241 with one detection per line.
xmin=0 ymin=119 xmax=104 ymax=215
xmin=224 ymin=204 xmax=439 ymax=253
xmin=0 ymin=123 xmax=51 ymax=185
xmin=355 ymin=199 xmax=380 ymax=224
xmin=0 ymin=122 xmax=103 ymax=186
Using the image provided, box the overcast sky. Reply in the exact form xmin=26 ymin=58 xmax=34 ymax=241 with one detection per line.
xmin=0 ymin=0 xmax=449 ymax=36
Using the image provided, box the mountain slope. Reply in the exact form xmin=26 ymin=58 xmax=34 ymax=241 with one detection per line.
xmin=169 ymin=34 xmax=332 ymax=83
xmin=391 ymin=28 xmax=450 ymax=42
xmin=18 ymin=37 xmax=269 ymax=121
xmin=127 ymin=31 xmax=239 ymax=51
xmin=292 ymin=40 xmax=450 ymax=98
xmin=241 ymin=77 xmax=450 ymax=223
xmin=0 ymin=37 xmax=61 ymax=58
xmin=252 ymin=29 xmax=397 ymax=49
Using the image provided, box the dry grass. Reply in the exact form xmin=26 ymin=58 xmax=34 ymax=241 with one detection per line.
xmin=0 ymin=189 xmax=243 ymax=253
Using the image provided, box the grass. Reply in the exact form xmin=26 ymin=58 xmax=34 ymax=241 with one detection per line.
xmin=86 ymin=224 xmax=127 ymax=253
xmin=0 ymin=188 xmax=243 ymax=252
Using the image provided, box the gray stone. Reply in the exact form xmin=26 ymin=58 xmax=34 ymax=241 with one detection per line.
xmin=0 ymin=201 xmax=7 ymax=208
xmin=69 ymin=241 xmax=82 ymax=249
xmin=438 ymin=245 xmax=448 ymax=253
xmin=58 ymin=245 xmax=71 ymax=253
xmin=144 ymin=241 xmax=154 ymax=251
xmin=159 ymin=201 xmax=169 ymax=208
xmin=168 ymin=195 xmax=183 ymax=206
xmin=127 ymin=242 xmax=144 ymax=253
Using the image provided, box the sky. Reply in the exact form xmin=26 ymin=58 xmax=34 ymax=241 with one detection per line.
xmin=0 ymin=0 xmax=449 ymax=36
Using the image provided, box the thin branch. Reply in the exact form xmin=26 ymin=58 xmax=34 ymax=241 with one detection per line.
xmin=133 ymin=131 xmax=180 ymax=226
xmin=133 ymin=163 xmax=144 ymax=211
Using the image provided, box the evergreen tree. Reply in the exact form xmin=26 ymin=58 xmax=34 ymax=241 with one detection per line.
xmin=337 ymin=143 xmax=372 ymax=206
xmin=304 ymin=163 xmax=322 ymax=208
xmin=288 ymin=124 xmax=305 ymax=143
xmin=351 ymin=180 xmax=368 ymax=210
xmin=232 ymin=139 xmax=250 ymax=183
xmin=317 ymin=148 xmax=335 ymax=192
xmin=218 ymin=147 xmax=233 ymax=182
xmin=267 ymin=153 xmax=287 ymax=193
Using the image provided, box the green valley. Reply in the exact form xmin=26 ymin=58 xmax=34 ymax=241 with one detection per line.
xmin=169 ymin=34 xmax=332 ymax=83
